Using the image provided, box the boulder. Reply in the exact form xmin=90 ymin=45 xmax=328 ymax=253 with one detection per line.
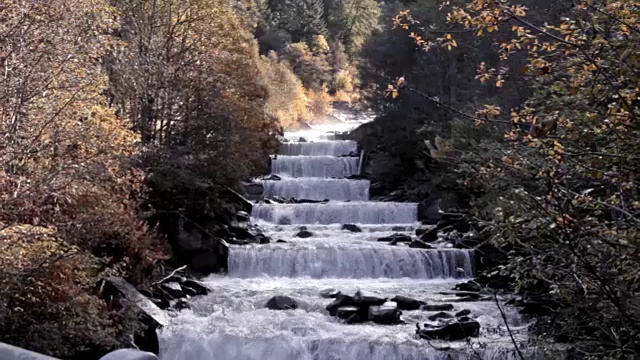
xmin=428 ymin=312 xmax=454 ymax=321
xmin=391 ymin=295 xmax=425 ymax=311
xmin=99 ymin=349 xmax=158 ymax=360
xmin=160 ymin=282 xmax=183 ymax=298
xmin=346 ymin=314 xmax=364 ymax=324
xmin=455 ymin=309 xmax=471 ymax=317
xmin=353 ymin=290 xmax=386 ymax=307
xmin=377 ymin=233 xmax=412 ymax=243
xmin=0 ymin=342 xmax=60 ymax=360
xmin=174 ymin=299 xmax=191 ymax=311
xmin=295 ymin=230 xmax=313 ymax=238
xmin=420 ymin=228 xmax=439 ymax=243
xmin=326 ymin=294 xmax=356 ymax=316
xmin=174 ymin=217 xmax=229 ymax=274
xmin=263 ymin=174 xmax=282 ymax=181
xmin=265 ymin=296 xmax=298 ymax=310
xmin=421 ymin=304 xmax=454 ymax=311
xmin=276 ymin=239 xmax=288 ymax=243
xmin=181 ymin=280 xmax=209 ymax=296
xmin=368 ymin=303 xmax=402 ymax=325
xmin=336 ymin=306 xmax=360 ymax=320
xmin=455 ymin=281 xmax=482 ymax=293
xmin=319 ymin=288 xmax=340 ymax=298
xmin=417 ymin=320 xmax=480 ymax=341
xmin=342 ymin=224 xmax=363 ymax=233
xmin=409 ymin=239 xmax=433 ymax=249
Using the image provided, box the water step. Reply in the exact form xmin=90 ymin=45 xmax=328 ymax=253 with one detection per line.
xmin=272 ymin=156 xmax=360 ymax=178
xmin=261 ymin=178 xmax=370 ymax=201
xmin=280 ymin=141 xmax=358 ymax=156
xmin=229 ymin=245 xmax=474 ymax=279
xmin=252 ymin=202 xmax=418 ymax=225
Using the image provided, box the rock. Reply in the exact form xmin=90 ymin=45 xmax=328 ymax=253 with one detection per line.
xmin=174 ymin=299 xmax=191 ymax=311
xmin=326 ymin=294 xmax=356 ymax=316
xmin=417 ymin=320 xmax=480 ymax=341
xmin=458 ymin=316 xmax=471 ymax=322
xmin=353 ymin=290 xmax=386 ymax=306
xmin=298 ymin=137 xmax=307 ymax=142
xmin=295 ymin=230 xmax=313 ymax=238
xmin=391 ymin=295 xmax=425 ymax=310
xmin=263 ymin=174 xmax=282 ymax=181
xmin=368 ymin=303 xmax=402 ymax=324
xmin=294 ymin=198 xmax=329 ymax=204
xmin=428 ymin=312 xmax=454 ymax=321
xmin=455 ymin=281 xmax=482 ymax=293
xmin=181 ymin=280 xmax=209 ymax=296
xmin=346 ymin=314 xmax=364 ymax=324
xmin=320 ymin=288 xmax=340 ymax=298
xmin=276 ymin=239 xmax=288 ymax=243
xmin=377 ymin=233 xmax=412 ymax=243
xmin=236 ymin=211 xmax=250 ymax=222
xmin=342 ymin=224 xmax=362 ymax=233
xmin=336 ymin=306 xmax=360 ymax=320
xmin=99 ymin=349 xmax=159 ymax=360
xmin=160 ymin=282 xmax=183 ymax=298
xmin=265 ymin=296 xmax=298 ymax=310
xmin=409 ymin=239 xmax=433 ymax=249
xmin=392 ymin=226 xmax=410 ymax=232
xmin=175 ymin=216 xmax=229 ymax=274
xmin=421 ymin=304 xmax=454 ymax=311
xmin=418 ymin=227 xmax=439 ymax=243
xmin=455 ymin=309 xmax=471 ymax=317
xmin=0 ymin=342 xmax=62 ymax=360
xmin=242 ymin=182 xmax=264 ymax=200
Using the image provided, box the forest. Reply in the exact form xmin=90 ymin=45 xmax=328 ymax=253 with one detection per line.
xmin=0 ymin=0 xmax=638 ymax=358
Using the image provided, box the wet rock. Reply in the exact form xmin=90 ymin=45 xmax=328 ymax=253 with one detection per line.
xmin=277 ymin=216 xmax=292 ymax=225
xmin=409 ymin=239 xmax=433 ymax=249
xmin=392 ymin=226 xmax=409 ymax=232
xmin=99 ymin=349 xmax=158 ymax=360
xmin=320 ymin=288 xmax=340 ymax=298
xmin=455 ymin=281 xmax=482 ymax=293
xmin=418 ymin=227 xmax=438 ymax=243
xmin=353 ymin=290 xmax=386 ymax=307
xmin=377 ymin=233 xmax=412 ymax=243
xmin=326 ymin=294 xmax=356 ymax=316
xmin=294 ymin=198 xmax=329 ymax=204
xmin=236 ymin=211 xmax=250 ymax=222
xmin=298 ymin=137 xmax=307 ymax=142
xmin=263 ymin=174 xmax=282 ymax=181
xmin=391 ymin=295 xmax=425 ymax=311
xmin=182 ymin=280 xmax=209 ymax=296
xmin=428 ymin=312 xmax=454 ymax=321
xmin=417 ymin=320 xmax=480 ymax=341
xmin=160 ymin=282 xmax=183 ymax=298
xmin=368 ymin=303 xmax=402 ymax=324
xmin=174 ymin=299 xmax=191 ymax=311
xmin=421 ymin=304 xmax=454 ymax=311
xmin=458 ymin=316 xmax=472 ymax=322
xmin=455 ymin=309 xmax=471 ymax=317
xmin=265 ymin=296 xmax=298 ymax=310
xmin=336 ymin=306 xmax=360 ymax=320
xmin=342 ymin=224 xmax=362 ymax=233
xmin=276 ymin=239 xmax=288 ymax=243
xmin=346 ymin=314 xmax=364 ymax=324
xmin=179 ymin=285 xmax=197 ymax=297
xmin=295 ymin=230 xmax=313 ymax=238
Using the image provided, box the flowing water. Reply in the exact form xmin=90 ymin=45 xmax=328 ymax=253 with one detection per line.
xmin=159 ymin=119 xmax=528 ymax=359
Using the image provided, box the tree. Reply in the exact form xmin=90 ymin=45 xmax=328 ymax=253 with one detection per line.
xmin=394 ymin=0 xmax=640 ymax=356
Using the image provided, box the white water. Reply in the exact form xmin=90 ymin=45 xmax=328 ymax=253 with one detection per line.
xmin=159 ymin=117 xmax=528 ymax=360
xmin=261 ymin=178 xmax=370 ymax=201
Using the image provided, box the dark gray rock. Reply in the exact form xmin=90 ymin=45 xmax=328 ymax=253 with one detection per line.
xmin=455 ymin=281 xmax=482 ymax=293
xmin=174 ymin=299 xmax=191 ymax=311
xmin=181 ymin=280 xmax=209 ymax=296
xmin=419 ymin=227 xmax=439 ymax=243
xmin=377 ymin=233 xmax=412 ymax=243
xmin=417 ymin=320 xmax=480 ymax=341
xmin=336 ymin=306 xmax=360 ymax=320
xmin=342 ymin=224 xmax=362 ymax=233
xmin=276 ymin=239 xmax=288 ymax=243
xmin=428 ymin=312 xmax=454 ymax=321
xmin=368 ymin=303 xmax=402 ymax=324
xmin=295 ymin=230 xmax=313 ymax=238
xmin=326 ymin=294 xmax=356 ymax=316
xmin=421 ymin=304 xmax=454 ymax=311
xmin=346 ymin=314 xmax=364 ymax=324
xmin=391 ymin=295 xmax=425 ymax=310
xmin=265 ymin=296 xmax=298 ymax=310
xmin=455 ymin=309 xmax=471 ymax=317
xmin=353 ymin=290 xmax=386 ymax=306
xmin=409 ymin=239 xmax=433 ymax=249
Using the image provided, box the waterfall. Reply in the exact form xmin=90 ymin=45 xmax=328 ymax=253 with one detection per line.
xmin=158 ymin=116 xmax=528 ymax=360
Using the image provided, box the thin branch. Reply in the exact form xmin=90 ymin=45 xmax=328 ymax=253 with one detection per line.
xmin=494 ymin=293 xmax=525 ymax=360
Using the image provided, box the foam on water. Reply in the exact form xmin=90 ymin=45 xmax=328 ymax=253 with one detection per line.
xmin=272 ymin=156 xmax=360 ymax=178
xmin=261 ymin=178 xmax=370 ymax=201
xmin=252 ymin=202 xmax=418 ymax=225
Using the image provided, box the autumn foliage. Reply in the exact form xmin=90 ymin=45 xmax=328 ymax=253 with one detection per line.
xmin=394 ymin=0 xmax=639 ymax=356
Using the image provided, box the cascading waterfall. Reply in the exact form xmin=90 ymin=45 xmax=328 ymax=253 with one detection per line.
xmin=260 ymin=179 xmax=370 ymax=201
xmin=158 ymin=117 xmax=527 ymax=360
